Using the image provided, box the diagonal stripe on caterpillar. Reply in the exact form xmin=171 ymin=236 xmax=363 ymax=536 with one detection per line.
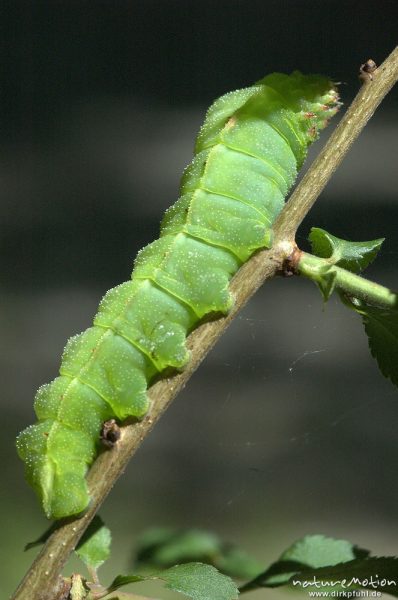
xmin=16 ymin=71 xmax=340 ymax=519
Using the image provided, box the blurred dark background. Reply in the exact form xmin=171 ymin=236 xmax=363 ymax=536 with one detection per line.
xmin=2 ymin=1 xmax=398 ymax=597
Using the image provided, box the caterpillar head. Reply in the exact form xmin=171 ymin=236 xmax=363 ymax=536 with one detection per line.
xmin=259 ymin=71 xmax=341 ymax=137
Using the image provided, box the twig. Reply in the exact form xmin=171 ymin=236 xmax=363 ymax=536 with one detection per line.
xmin=11 ymin=46 xmax=398 ymax=600
xmin=297 ymin=251 xmax=398 ymax=308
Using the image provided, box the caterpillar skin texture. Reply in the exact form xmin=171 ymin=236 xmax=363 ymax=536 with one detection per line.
xmin=16 ymin=72 xmax=339 ymax=519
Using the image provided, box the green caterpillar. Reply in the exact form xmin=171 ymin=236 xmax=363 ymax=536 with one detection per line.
xmin=16 ymin=72 xmax=339 ymax=519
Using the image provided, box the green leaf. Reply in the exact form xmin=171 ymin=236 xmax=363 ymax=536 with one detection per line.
xmin=309 ymin=227 xmax=384 ymax=273
xmin=279 ymin=534 xmax=364 ymax=566
xmin=135 ymin=528 xmax=220 ymax=567
xmin=158 ymin=563 xmax=239 ymax=600
xmin=75 ymin=516 xmax=111 ymax=571
xmin=133 ymin=527 xmax=262 ymax=579
xmin=216 ymin=545 xmax=263 ymax=580
xmin=135 ymin=526 xmax=176 ymax=555
xmin=358 ymin=304 xmax=398 ymax=387
xmin=109 ymin=562 xmax=239 ymax=600
xmin=240 ymin=535 xmax=369 ymax=591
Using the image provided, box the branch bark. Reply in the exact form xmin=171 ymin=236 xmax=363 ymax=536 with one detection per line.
xmin=11 ymin=46 xmax=398 ymax=600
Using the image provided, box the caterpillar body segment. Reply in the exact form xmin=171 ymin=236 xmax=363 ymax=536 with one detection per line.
xmin=16 ymin=71 xmax=339 ymax=519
